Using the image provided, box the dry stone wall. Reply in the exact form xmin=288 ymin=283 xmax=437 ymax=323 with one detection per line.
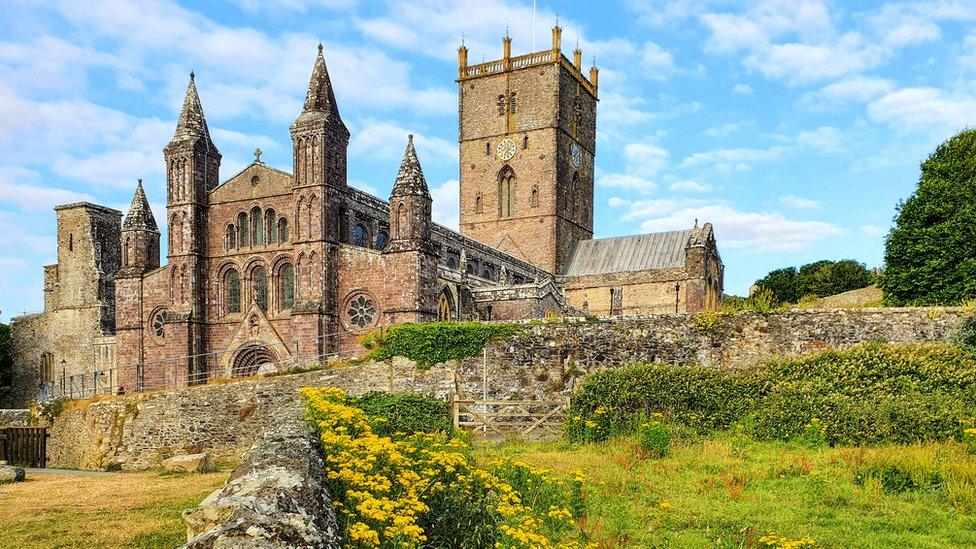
xmin=0 ymin=409 xmax=29 ymax=426
xmin=454 ymin=308 xmax=970 ymax=400
xmin=48 ymin=359 xmax=454 ymax=470
xmin=46 ymin=309 xmax=968 ymax=470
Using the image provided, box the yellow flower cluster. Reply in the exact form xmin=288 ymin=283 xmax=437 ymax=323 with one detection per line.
xmin=301 ymin=387 xmax=585 ymax=549
xmin=757 ymin=533 xmax=816 ymax=549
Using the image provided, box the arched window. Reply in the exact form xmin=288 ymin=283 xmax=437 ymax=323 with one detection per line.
xmin=152 ymin=309 xmax=166 ymax=339
xmin=571 ymin=171 xmax=581 ymax=219
xmin=437 ymin=288 xmax=454 ymax=321
xmin=68 ymin=233 xmax=73 ymax=251
xmin=530 ymin=186 xmax=540 ymax=208
xmin=475 ymin=193 xmax=484 ymax=214
xmin=279 ymin=263 xmax=295 ymax=310
xmin=225 ymin=269 xmax=241 ymax=314
xmin=237 ymin=212 xmax=248 ymax=247
xmin=485 ymin=142 xmax=491 ymax=155
xmin=278 ymin=217 xmax=288 ymax=243
xmin=295 ymin=197 xmax=304 ymax=241
xmin=498 ymin=166 xmax=516 ymax=218
xmin=508 ymin=92 xmax=517 ymax=114
xmin=522 ymin=134 xmax=529 ymax=149
xmin=572 ymin=95 xmax=583 ymax=138
xmin=252 ymin=265 xmax=268 ymax=310
xmin=353 ymin=224 xmax=368 ymax=247
xmin=250 ymin=207 xmax=264 ymax=245
xmin=376 ymin=230 xmax=389 ymax=250
xmin=497 ymin=95 xmax=506 ymax=115
xmin=40 ymin=352 xmax=54 ymax=383
xmin=123 ymin=236 xmax=130 ymax=265
xmin=226 ymin=224 xmax=236 ymax=250
xmin=265 ymin=209 xmax=276 ymax=244
xmin=396 ymin=203 xmax=405 ymax=239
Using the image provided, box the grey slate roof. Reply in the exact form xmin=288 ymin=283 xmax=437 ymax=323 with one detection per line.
xmin=565 ymin=229 xmax=695 ymax=276
xmin=391 ymin=135 xmax=431 ymax=199
xmin=123 ymin=179 xmax=158 ymax=232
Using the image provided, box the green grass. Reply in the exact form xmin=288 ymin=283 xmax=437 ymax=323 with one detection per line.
xmin=472 ymin=434 xmax=976 ymax=548
xmin=0 ymin=470 xmax=228 ymax=548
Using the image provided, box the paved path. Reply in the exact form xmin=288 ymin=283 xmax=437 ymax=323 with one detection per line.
xmin=25 ymin=468 xmax=118 ymax=477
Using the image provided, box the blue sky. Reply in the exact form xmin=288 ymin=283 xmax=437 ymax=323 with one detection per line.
xmin=2 ymin=0 xmax=975 ymax=321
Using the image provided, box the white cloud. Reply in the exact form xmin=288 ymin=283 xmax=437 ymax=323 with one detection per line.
xmin=232 ymin=0 xmax=357 ymax=12
xmin=623 ymin=142 xmax=670 ymax=177
xmin=859 ymin=224 xmax=885 ymax=237
xmin=702 ymin=123 xmax=739 ymax=138
xmin=0 ymin=168 xmax=96 ymax=211
xmin=612 ymin=198 xmax=842 ymax=252
xmin=804 ymin=75 xmax=895 ymax=106
xmin=641 ymin=41 xmax=675 ymax=77
xmin=598 ymin=174 xmax=657 ymax=193
xmin=670 ymin=180 xmax=712 ymax=192
xmin=732 ymin=83 xmax=753 ymax=95
xmin=868 ymin=87 xmax=976 ymax=130
xmin=679 ymin=145 xmax=790 ymax=171
xmin=431 ymin=179 xmax=459 ymax=230
xmin=779 ymin=195 xmax=821 ymax=210
xmin=796 ymin=126 xmax=843 ymax=152
xmin=349 ymin=119 xmax=458 ymax=165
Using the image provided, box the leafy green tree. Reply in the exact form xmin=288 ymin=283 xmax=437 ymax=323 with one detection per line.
xmin=756 ymin=260 xmax=874 ymax=304
xmin=881 ymin=129 xmax=976 ymax=305
xmin=754 ymin=267 xmax=799 ymax=304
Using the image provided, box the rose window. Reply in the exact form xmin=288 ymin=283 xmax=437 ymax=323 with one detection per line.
xmin=152 ymin=309 xmax=166 ymax=339
xmin=346 ymin=295 xmax=376 ymax=328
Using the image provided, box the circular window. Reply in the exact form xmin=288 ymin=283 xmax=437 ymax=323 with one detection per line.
xmin=250 ymin=175 xmax=260 ymax=186
xmin=343 ymin=293 xmax=377 ymax=330
xmin=151 ymin=309 xmax=166 ymax=339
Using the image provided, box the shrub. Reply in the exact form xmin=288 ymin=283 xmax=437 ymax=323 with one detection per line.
xmin=568 ymin=343 xmax=976 ymax=446
xmin=636 ymin=414 xmax=671 ymax=458
xmin=851 ymin=444 xmax=976 ymax=512
xmin=364 ymin=322 xmax=522 ymax=368
xmin=302 ymin=387 xmax=586 ymax=548
xmin=955 ymin=315 xmax=976 ymax=350
xmin=349 ymin=391 xmax=450 ymax=436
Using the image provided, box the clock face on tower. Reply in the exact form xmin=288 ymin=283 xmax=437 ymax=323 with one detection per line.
xmin=497 ymin=138 xmax=517 ymax=161
xmin=570 ymin=143 xmax=582 ymax=168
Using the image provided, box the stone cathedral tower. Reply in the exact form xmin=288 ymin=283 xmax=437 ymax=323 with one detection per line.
xmin=457 ymin=25 xmax=598 ymax=275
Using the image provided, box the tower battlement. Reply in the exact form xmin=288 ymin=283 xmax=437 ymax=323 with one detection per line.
xmin=457 ymin=26 xmax=598 ymax=98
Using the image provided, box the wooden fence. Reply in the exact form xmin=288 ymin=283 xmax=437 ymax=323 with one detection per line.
xmin=452 ymin=398 xmax=569 ymax=438
xmin=0 ymin=427 xmax=48 ymax=468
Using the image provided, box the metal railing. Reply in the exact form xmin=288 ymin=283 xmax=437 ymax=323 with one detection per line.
xmin=41 ymin=330 xmax=354 ymax=401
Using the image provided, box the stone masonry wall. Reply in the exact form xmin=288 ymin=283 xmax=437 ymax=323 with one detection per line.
xmin=46 ymin=309 xmax=967 ymax=470
xmin=453 ymin=308 xmax=969 ymax=401
xmin=0 ymin=409 xmax=30 ymax=426
xmin=47 ymin=359 xmax=454 ymax=470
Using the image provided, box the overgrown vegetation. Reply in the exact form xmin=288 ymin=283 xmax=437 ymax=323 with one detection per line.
xmin=754 ymin=260 xmax=875 ymax=305
xmin=881 ymin=128 xmax=976 ymax=306
xmin=302 ymin=387 xmax=586 ymax=548
xmin=720 ymin=289 xmax=776 ymax=313
xmin=473 ymin=435 xmax=976 ymax=547
xmin=349 ymin=391 xmax=451 ymax=436
xmin=568 ymin=343 xmax=976 ymax=446
xmin=361 ymin=322 xmax=522 ymax=368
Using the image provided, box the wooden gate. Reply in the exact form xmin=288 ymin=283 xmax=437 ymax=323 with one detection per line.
xmin=0 ymin=427 xmax=48 ymax=468
xmin=452 ymin=398 xmax=568 ymax=438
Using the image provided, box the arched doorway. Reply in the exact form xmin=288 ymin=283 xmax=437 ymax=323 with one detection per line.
xmin=437 ymin=287 xmax=454 ymax=321
xmin=231 ymin=344 xmax=278 ymax=377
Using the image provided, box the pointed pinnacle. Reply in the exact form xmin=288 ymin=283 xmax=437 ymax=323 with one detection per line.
xmin=391 ymin=134 xmax=430 ymax=199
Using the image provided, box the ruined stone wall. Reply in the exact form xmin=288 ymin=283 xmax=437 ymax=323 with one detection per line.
xmin=453 ymin=308 xmax=969 ymax=400
xmin=0 ymin=409 xmax=29 ymax=426
xmin=47 ymin=359 xmax=454 ymax=470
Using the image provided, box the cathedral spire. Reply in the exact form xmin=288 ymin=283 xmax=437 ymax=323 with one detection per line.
xmin=123 ymin=179 xmax=158 ymax=232
xmin=391 ymin=135 xmax=431 ymax=199
xmin=173 ymin=72 xmax=212 ymax=142
xmin=302 ymin=43 xmax=341 ymax=118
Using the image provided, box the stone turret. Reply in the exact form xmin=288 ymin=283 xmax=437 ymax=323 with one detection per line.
xmin=386 ymin=135 xmax=433 ymax=252
xmin=121 ymin=179 xmax=160 ymax=274
xmin=291 ymin=44 xmax=349 ymax=192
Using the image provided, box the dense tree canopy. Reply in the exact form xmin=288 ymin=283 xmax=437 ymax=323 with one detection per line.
xmin=881 ymin=129 xmax=976 ymax=306
xmin=755 ymin=260 xmax=874 ymax=304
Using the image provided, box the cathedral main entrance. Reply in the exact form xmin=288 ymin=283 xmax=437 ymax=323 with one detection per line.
xmin=230 ymin=343 xmax=279 ymax=377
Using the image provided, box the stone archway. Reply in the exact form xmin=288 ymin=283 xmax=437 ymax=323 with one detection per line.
xmin=231 ymin=343 xmax=279 ymax=377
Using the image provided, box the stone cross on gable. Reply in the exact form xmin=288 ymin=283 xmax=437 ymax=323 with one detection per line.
xmin=254 ymin=148 xmax=263 ymax=164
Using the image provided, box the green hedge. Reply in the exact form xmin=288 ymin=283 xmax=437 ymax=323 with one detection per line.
xmin=363 ymin=322 xmax=522 ymax=368
xmin=568 ymin=343 xmax=976 ymax=445
xmin=350 ymin=391 xmax=451 ymax=436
